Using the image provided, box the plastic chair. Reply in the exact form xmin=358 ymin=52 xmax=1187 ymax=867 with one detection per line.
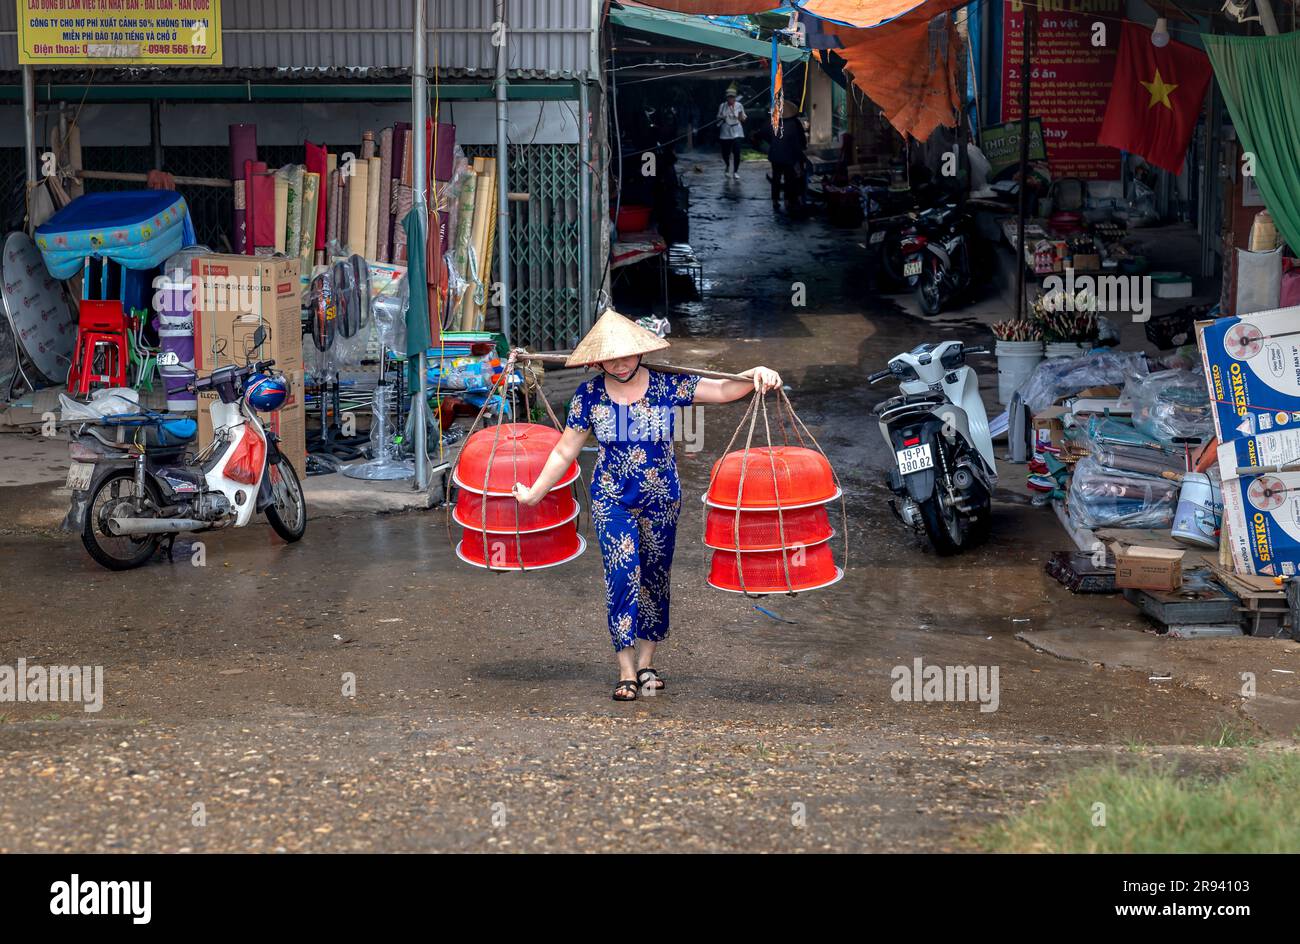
xmin=68 ymin=299 xmax=130 ymax=396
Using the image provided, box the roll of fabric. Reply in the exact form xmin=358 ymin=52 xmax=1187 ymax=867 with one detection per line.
xmin=389 ymin=123 xmax=409 ymax=259
xmin=453 ymin=171 xmax=478 ymax=289
xmin=229 ymin=124 xmax=257 ymax=253
xmin=347 ymin=156 xmax=369 ymax=254
xmin=377 ymin=127 xmax=393 ymax=263
xmin=305 ymin=141 xmax=329 ymax=260
xmin=365 ymin=156 xmax=382 ymax=261
xmin=243 ymin=159 xmax=257 ymax=256
xmin=392 ymin=183 xmax=413 ymax=263
xmin=361 ymin=130 xmax=376 ymax=161
xmin=273 ymin=172 xmax=289 ymax=254
xmin=299 ymin=171 xmax=319 ymax=281
xmin=250 ymin=161 xmax=276 ymax=255
xmin=431 ymin=120 xmax=456 ymax=182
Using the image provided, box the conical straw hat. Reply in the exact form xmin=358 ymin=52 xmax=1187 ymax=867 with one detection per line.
xmin=565 ymin=309 xmax=670 ymax=367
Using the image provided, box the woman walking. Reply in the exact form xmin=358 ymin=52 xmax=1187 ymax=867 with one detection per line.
xmin=717 ymin=87 xmax=746 ymax=180
xmin=513 ymin=311 xmax=781 ymax=701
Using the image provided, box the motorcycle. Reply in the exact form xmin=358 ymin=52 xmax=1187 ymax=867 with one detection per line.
xmin=869 ymin=340 xmax=996 ymax=555
xmin=63 ymin=327 xmax=306 ymax=570
xmin=865 ymin=181 xmax=945 ymax=291
xmin=899 ymin=203 xmax=982 ymax=316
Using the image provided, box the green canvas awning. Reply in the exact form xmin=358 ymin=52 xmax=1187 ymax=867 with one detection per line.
xmin=610 ymin=3 xmax=808 ymax=63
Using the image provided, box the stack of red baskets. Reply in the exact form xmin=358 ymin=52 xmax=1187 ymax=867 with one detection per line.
xmin=704 ymin=445 xmax=843 ymax=594
xmin=452 ymin=423 xmax=586 ymax=570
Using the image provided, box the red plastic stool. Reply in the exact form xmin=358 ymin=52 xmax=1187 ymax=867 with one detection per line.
xmin=68 ymin=300 xmax=129 ymax=395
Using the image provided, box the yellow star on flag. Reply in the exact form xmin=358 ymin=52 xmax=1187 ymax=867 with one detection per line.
xmin=1140 ymin=69 xmax=1178 ymax=110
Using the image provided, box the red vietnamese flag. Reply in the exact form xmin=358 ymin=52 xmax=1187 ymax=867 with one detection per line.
xmin=1098 ymin=21 xmax=1212 ymax=175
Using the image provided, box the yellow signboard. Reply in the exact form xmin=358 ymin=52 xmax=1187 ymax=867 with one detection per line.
xmin=16 ymin=0 xmax=223 ymax=66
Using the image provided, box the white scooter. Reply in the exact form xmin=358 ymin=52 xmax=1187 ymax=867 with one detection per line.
xmin=64 ymin=327 xmax=306 ymax=570
xmin=869 ymin=340 xmax=997 ymax=555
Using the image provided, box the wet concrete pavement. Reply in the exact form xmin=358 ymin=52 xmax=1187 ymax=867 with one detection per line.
xmin=0 ymin=153 xmax=1276 ymax=852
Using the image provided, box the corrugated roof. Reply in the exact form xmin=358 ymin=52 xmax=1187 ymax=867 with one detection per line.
xmin=0 ymin=0 xmax=598 ymax=78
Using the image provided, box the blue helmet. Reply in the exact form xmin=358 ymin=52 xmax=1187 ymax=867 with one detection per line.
xmin=244 ymin=372 xmax=289 ymax=412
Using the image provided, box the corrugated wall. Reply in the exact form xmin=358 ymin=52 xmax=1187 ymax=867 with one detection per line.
xmin=0 ymin=0 xmax=598 ymax=77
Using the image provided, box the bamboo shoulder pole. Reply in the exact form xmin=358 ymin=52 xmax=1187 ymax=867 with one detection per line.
xmin=515 ymin=350 xmax=750 ymax=383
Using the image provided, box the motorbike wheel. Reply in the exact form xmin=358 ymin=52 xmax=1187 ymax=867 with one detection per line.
xmin=265 ymin=457 xmax=307 ymax=543
xmin=878 ymin=235 xmax=905 ymax=288
xmin=918 ymin=491 xmax=968 ymax=556
xmin=81 ymin=469 xmax=162 ymax=571
xmin=914 ymin=259 xmax=946 ymax=316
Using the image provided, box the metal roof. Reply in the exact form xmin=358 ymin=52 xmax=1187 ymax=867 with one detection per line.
xmin=610 ymin=2 xmax=808 ymax=62
xmin=0 ymin=0 xmax=601 ymax=79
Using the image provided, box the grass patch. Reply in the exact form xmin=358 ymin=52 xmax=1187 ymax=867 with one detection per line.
xmin=1201 ymin=720 xmax=1262 ymax=749
xmin=982 ymin=753 xmax=1300 ymax=853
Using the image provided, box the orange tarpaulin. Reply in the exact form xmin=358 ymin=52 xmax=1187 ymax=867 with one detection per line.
xmin=830 ymin=3 xmax=966 ymax=141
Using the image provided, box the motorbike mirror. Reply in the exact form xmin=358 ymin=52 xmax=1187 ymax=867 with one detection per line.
xmin=251 ymin=325 xmax=266 ymax=350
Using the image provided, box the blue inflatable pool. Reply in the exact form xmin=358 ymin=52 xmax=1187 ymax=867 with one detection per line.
xmin=35 ymin=190 xmax=197 ymax=279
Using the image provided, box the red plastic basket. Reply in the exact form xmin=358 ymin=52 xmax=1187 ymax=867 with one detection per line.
xmin=453 ymin=488 xmax=579 ymax=534
xmin=706 ymin=446 xmax=839 ymax=509
xmin=453 ymin=422 xmax=578 ymax=495
xmin=456 ymin=524 xmax=585 ymax=570
xmin=707 ymin=539 xmax=841 ymax=594
xmin=704 ymin=504 xmax=833 ymax=551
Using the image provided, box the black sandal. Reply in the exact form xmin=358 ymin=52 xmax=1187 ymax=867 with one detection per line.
xmin=637 ymin=668 xmax=665 ymax=692
xmin=613 ymin=679 xmax=639 ymax=702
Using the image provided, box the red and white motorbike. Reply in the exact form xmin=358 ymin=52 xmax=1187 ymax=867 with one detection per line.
xmin=64 ymin=328 xmax=306 ymax=570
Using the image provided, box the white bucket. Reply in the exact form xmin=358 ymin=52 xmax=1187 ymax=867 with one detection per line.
xmin=1045 ymin=341 xmax=1092 ymax=359
xmin=1171 ymin=472 xmax=1222 ymax=548
xmin=995 ymin=339 xmax=1044 ymax=405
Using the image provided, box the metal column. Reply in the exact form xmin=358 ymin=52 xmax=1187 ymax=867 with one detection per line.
xmin=22 ymin=66 xmax=38 ymax=184
xmin=579 ymin=80 xmax=592 ymax=335
xmin=495 ymin=0 xmax=512 ymax=344
xmin=413 ymin=0 xmax=430 ymax=490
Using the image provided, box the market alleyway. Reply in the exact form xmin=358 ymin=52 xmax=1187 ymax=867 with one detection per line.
xmin=0 ymin=153 xmax=1251 ymax=852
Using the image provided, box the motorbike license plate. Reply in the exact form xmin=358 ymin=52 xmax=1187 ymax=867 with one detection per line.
xmin=896 ymin=443 xmax=933 ymax=476
xmin=66 ymin=461 xmax=95 ymax=491
xmin=869 ymin=230 xmax=887 ymax=244
xmin=903 ymin=258 xmax=923 ymax=278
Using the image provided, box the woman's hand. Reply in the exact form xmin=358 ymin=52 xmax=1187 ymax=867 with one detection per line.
xmin=512 ymin=482 xmax=543 ymax=507
xmin=746 ymin=366 xmax=782 ymax=394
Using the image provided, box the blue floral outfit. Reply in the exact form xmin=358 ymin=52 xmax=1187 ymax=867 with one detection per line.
xmin=566 ymin=370 xmax=700 ymax=651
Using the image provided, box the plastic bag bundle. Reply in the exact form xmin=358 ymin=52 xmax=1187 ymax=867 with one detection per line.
xmin=1067 ymin=456 xmax=1179 ymax=530
xmin=1126 ymin=369 xmax=1212 ymax=444
xmin=1017 ymin=351 xmax=1149 ymax=414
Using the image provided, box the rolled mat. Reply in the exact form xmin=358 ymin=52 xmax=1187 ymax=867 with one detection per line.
xmin=365 ymin=156 xmax=382 ymax=261
xmin=377 ymin=127 xmax=393 ymax=263
xmin=361 ymin=130 xmax=376 ymax=161
xmin=298 ymin=171 xmax=319 ymax=282
xmin=392 ymin=183 xmax=413 ymax=263
xmin=305 ymin=141 xmax=328 ymax=259
xmin=273 ymin=172 xmax=289 ymax=254
xmin=326 ymin=169 xmax=341 ymax=249
xmin=229 ymin=124 xmax=257 ymax=253
xmin=388 ymin=123 xmax=409 ymax=261
xmin=347 ymin=157 xmax=369 ymax=255
xmin=284 ymin=164 xmax=303 ymax=259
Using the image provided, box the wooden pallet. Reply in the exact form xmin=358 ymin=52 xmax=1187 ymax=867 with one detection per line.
xmin=1212 ymin=565 xmax=1293 ymax=638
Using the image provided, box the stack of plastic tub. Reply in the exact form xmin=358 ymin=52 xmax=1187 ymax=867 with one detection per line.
xmin=704 ymin=445 xmax=842 ymax=594
xmin=452 ymin=423 xmax=585 ymax=570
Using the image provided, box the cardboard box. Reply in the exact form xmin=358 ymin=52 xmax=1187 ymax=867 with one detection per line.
xmin=1032 ymin=405 xmax=1068 ymax=452
xmin=1110 ymin=541 xmax=1185 ymax=591
xmin=1217 ymin=429 xmax=1300 ymax=576
xmin=189 ymin=254 xmax=306 ymax=475
xmin=1198 ymin=305 xmax=1300 ymax=444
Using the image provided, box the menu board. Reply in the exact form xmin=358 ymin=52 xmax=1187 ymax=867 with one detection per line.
xmin=1000 ymin=0 xmax=1121 ymax=180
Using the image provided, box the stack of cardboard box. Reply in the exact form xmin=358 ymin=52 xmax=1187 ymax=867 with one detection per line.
xmin=189 ymin=255 xmax=306 ymax=475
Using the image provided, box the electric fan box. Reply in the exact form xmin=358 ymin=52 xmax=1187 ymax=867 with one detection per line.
xmin=189 ymin=255 xmax=306 ymax=475
xmin=1218 ymin=430 xmax=1300 ymax=576
xmin=1197 ymin=305 xmax=1300 ymax=445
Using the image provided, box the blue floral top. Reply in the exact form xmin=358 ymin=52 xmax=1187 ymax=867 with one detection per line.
xmin=566 ymin=370 xmax=700 ymax=510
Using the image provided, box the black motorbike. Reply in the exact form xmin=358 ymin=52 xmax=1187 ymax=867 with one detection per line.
xmin=899 ymin=203 xmax=987 ymax=316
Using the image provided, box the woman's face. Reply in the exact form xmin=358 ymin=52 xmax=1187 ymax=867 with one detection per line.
xmin=600 ymin=356 xmax=641 ymax=383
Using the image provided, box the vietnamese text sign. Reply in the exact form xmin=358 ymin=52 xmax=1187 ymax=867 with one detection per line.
xmin=17 ymin=0 xmax=223 ymax=66
xmin=1000 ymin=0 xmax=1120 ymax=180
xmin=980 ymin=118 xmax=1047 ymax=179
